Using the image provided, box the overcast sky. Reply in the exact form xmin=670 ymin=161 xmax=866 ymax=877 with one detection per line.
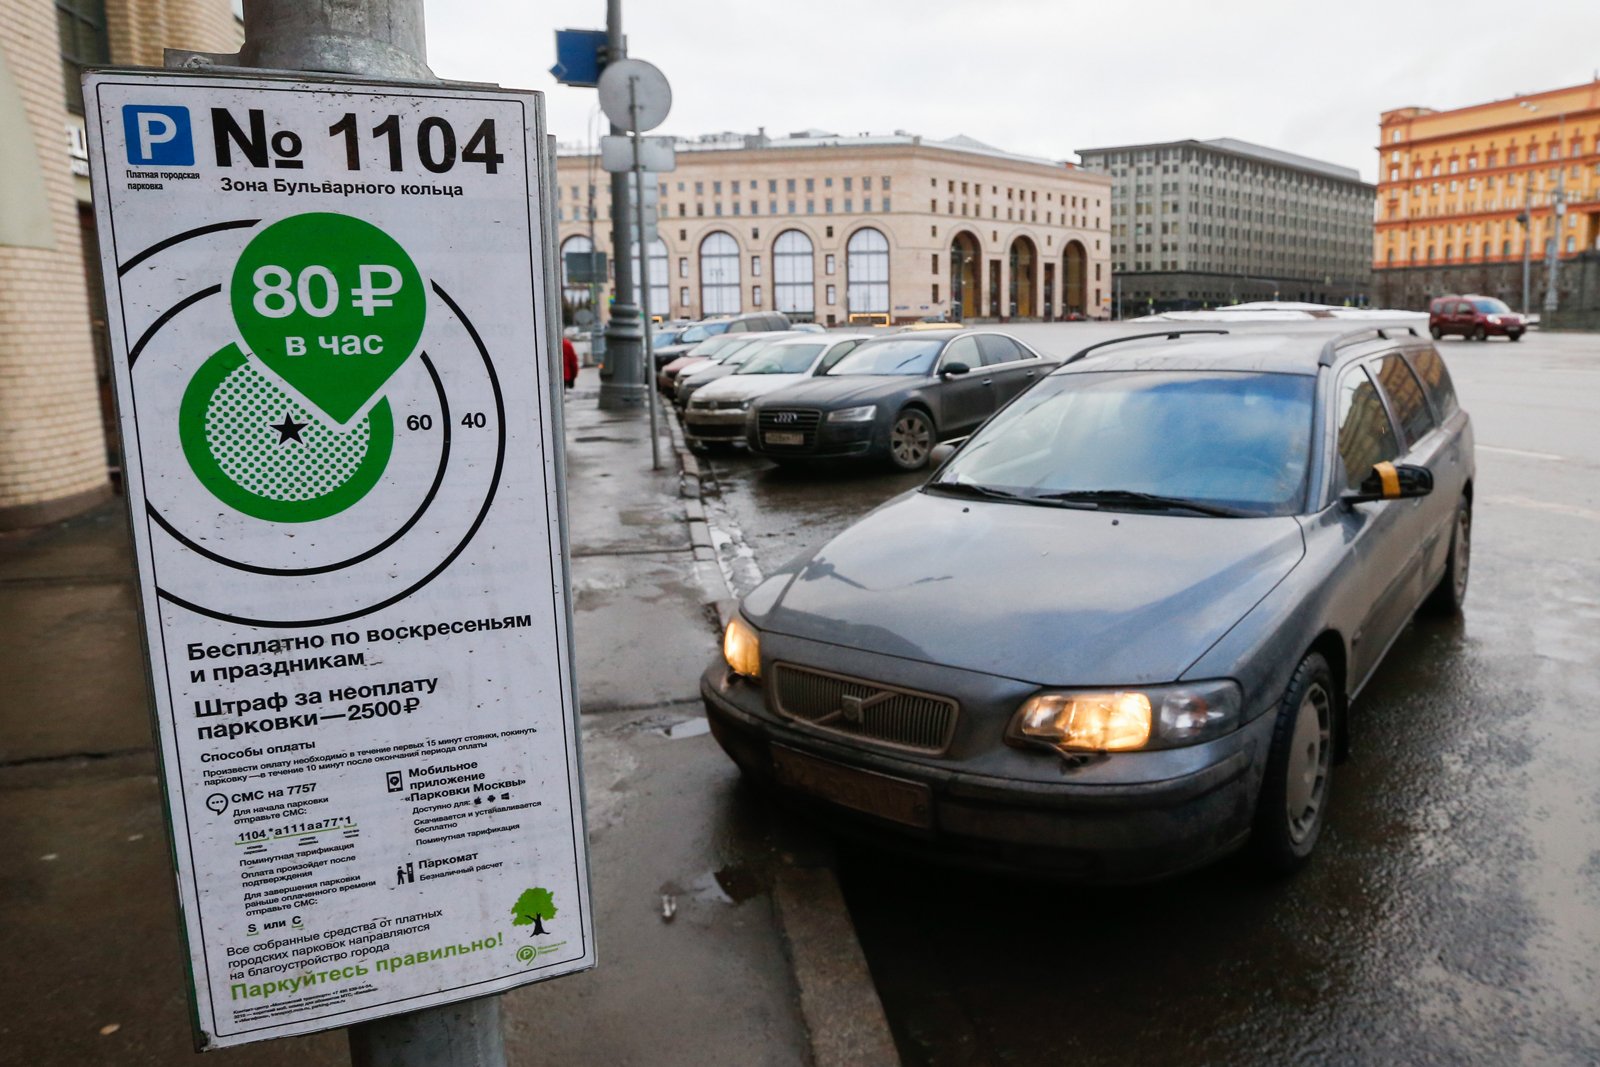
xmin=426 ymin=0 xmax=1598 ymax=183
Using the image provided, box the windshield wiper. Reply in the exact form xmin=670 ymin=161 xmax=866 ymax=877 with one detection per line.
xmin=923 ymin=481 xmax=1025 ymax=501
xmin=1030 ymin=489 xmax=1250 ymax=517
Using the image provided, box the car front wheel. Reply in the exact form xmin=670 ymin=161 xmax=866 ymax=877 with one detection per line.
xmin=887 ymin=408 xmax=935 ymax=470
xmin=1509 ymin=331 xmax=1523 ymax=342
xmin=1429 ymin=325 xmax=1443 ymax=340
xmin=1251 ymin=652 xmax=1335 ymax=875
xmin=1473 ymin=324 xmax=1488 ymax=341
xmin=1424 ymin=497 xmax=1471 ymax=615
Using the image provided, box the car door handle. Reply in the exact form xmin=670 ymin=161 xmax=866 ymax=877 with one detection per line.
xmin=981 ymin=378 xmax=993 ymax=386
xmin=1024 ymin=370 xmax=1036 ymax=377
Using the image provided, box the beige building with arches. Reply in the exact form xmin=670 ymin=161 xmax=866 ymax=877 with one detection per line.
xmin=555 ymin=130 xmax=1111 ymax=327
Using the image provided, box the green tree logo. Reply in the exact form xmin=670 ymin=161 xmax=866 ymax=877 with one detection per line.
xmin=511 ymin=888 xmax=558 ymax=936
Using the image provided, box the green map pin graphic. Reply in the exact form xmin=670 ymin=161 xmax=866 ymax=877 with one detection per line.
xmin=230 ymin=212 xmax=425 ymax=425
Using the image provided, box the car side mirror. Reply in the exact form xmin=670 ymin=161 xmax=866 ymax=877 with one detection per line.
xmin=1342 ymin=461 xmax=1433 ymax=505
xmin=930 ymin=436 xmax=969 ymax=466
xmin=940 ymin=362 xmax=970 ymax=379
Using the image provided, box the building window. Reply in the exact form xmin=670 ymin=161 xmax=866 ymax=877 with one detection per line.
xmin=773 ymin=229 xmax=815 ymax=316
xmin=699 ymin=232 xmax=742 ymax=314
xmin=751 ymin=255 xmax=762 ymax=277
xmin=883 ymin=176 xmax=891 ymax=190
xmin=825 ymin=253 xmax=835 ymax=275
xmin=806 ymin=178 xmax=815 ymax=193
xmin=680 ymin=286 xmax=690 ymax=308
xmin=826 ymin=284 xmax=836 ymax=305
xmin=630 ymin=238 xmax=670 ymax=316
xmin=883 ymin=198 xmax=891 ymax=212
xmin=846 ymin=227 xmax=890 ymax=317
xmin=57 ymin=0 xmax=109 ymax=114
xmin=559 ymin=235 xmax=595 ymax=310
xmin=825 ymin=198 xmax=834 ymax=213
xmin=752 ymin=285 xmax=763 ymax=307
xmin=678 ymin=257 xmax=688 ymax=278
xmin=845 ymin=199 xmax=854 ymax=213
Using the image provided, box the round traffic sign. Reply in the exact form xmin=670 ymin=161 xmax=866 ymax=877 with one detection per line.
xmin=597 ymin=58 xmax=671 ymax=133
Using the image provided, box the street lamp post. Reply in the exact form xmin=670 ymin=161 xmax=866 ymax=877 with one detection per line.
xmin=1544 ymin=112 xmax=1567 ymax=318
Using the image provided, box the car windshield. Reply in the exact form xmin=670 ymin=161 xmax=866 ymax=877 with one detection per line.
xmin=680 ymin=322 xmax=731 ymax=343
xmin=688 ymin=334 xmax=747 ymax=358
xmin=827 ymin=339 xmax=944 ymax=376
xmin=930 ymin=370 xmax=1315 ymax=517
xmin=653 ymin=329 xmax=683 ymax=347
xmin=737 ymin=343 xmax=826 ymax=374
xmin=720 ymin=339 xmax=775 ymax=365
xmin=1472 ymin=298 xmax=1512 ymax=314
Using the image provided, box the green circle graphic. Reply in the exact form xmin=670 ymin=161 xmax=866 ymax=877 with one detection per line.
xmin=229 ymin=212 xmax=425 ymax=426
xmin=179 ymin=344 xmax=394 ymax=523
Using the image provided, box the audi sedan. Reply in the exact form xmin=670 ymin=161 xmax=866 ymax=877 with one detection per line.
xmin=745 ymin=330 xmax=1056 ymax=470
xmin=703 ymin=327 xmax=1474 ymax=882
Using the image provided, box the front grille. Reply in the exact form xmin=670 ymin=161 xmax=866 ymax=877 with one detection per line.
xmin=771 ymin=663 xmax=958 ymax=754
xmin=756 ymin=408 xmax=823 ymax=449
xmin=689 ymin=423 xmax=743 ymax=439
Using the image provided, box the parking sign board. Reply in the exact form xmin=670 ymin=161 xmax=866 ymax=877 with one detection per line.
xmin=84 ymin=70 xmax=593 ymax=1049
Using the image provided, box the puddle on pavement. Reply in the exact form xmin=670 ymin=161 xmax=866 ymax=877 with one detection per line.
xmin=685 ymin=865 xmax=762 ymax=905
xmin=643 ymin=715 xmax=711 ymax=740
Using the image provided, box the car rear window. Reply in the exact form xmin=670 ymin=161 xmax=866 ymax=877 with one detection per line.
xmin=1406 ymin=347 xmax=1459 ymax=420
xmin=1373 ymin=353 xmax=1437 ymax=445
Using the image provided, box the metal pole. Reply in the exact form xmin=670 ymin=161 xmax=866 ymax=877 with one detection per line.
xmin=209 ymin=5 xmax=507 ymax=1061
xmin=597 ymin=0 xmax=644 ymax=410
xmin=1543 ymin=114 xmax=1566 ymax=318
xmin=631 ymin=77 xmax=661 ymax=470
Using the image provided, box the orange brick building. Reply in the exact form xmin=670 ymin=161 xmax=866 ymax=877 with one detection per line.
xmin=1374 ymin=79 xmax=1600 ymax=313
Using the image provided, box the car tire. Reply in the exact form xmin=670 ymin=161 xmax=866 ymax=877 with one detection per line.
xmin=1424 ymin=497 xmax=1471 ymax=616
xmin=1509 ymin=331 xmax=1523 ymax=342
xmin=887 ymin=408 xmax=935 ymax=471
xmin=1250 ymin=652 xmax=1335 ymax=876
xmin=1429 ymin=326 xmax=1442 ymax=340
xmin=1473 ymin=325 xmax=1488 ymax=342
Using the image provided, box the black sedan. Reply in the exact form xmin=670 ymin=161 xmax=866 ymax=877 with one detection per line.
xmin=745 ymin=330 xmax=1056 ymax=470
xmin=704 ymin=327 xmax=1474 ymax=881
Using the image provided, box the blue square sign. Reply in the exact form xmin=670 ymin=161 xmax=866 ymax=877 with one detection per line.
xmin=122 ymin=104 xmax=195 ymax=166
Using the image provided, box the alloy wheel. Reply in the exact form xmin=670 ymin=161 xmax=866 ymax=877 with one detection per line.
xmin=1284 ymin=682 xmax=1332 ymax=845
xmin=890 ymin=413 xmax=932 ymax=469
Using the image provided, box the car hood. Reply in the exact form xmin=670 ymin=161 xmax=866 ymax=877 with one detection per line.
xmin=695 ymin=373 xmax=809 ymax=402
xmin=744 ymin=491 xmax=1306 ymax=686
xmin=682 ymin=362 xmax=737 ymax=384
xmin=752 ymin=375 xmax=928 ymax=409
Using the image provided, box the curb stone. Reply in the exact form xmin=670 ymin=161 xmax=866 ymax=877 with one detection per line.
xmin=661 ymin=399 xmax=901 ymax=1066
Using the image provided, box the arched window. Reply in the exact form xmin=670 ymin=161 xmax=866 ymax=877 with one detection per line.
xmin=772 ymin=230 xmax=814 ymax=318
xmin=559 ymin=235 xmax=594 ymax=310
xmin=630 ymin=238 xmax=670 ymax=318
xmin=846 ymin=227 xmax=889 ymax=318
xmin=699 ymin=232 xmax=741 ymax=315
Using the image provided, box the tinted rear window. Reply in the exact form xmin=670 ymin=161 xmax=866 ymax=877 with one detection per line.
xmin=1373 ymin=353 xmax=1437 ymax=446
xmin=1406 ymin=347 xmax=1459 ymax=420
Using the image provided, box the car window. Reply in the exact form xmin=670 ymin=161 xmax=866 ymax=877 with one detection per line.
xmin=976 ymin=334 xmax=1023 ymax=365
xmin=1406 ymin=347 xmax=1459 ymax=420
xmin=1336 ymin=367 xmax=1400 ymax=490
xmin=942 ymin=336 xmax=981 ymax=370
xmin=1455 ymin=301 xmax=1472 ymax=315
xmin=816 ymin=340 xmax=858 ymax=373
xmin=1373 ymin=353 xmax=1437 ymax=445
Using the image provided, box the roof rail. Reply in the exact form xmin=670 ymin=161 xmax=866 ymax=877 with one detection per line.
xmin=1317 ymin=325 xmax=1420 ymax=366
xmin=1064 ymin=329 xmax=1229 ymax=366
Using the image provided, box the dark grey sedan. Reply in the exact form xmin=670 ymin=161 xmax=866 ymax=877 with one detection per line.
xmin=745 ymin=330 xmax=1056 ymax=470
xmin=703 ymin=327 xmax=1473 ymax=881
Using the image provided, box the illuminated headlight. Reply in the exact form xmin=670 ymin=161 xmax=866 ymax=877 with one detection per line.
xmin=722 ymin=616 xmax=761 ymax=678
xmin=1007 ymin=680 xmax=1241 ymax=753
xmin=1486 ymin=314 xmax=1502 ymax=324
xmin=828 ymin=405 xmax=877 ymax=423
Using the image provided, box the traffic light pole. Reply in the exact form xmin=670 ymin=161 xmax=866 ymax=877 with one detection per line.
xmin=597 ymin=0 xmax=646 ymax=410
xmin=166 ymin=2 xmax=511 ymax=1060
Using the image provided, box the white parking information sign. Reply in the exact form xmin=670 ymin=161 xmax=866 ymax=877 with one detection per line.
xmin=84 ymin=70 xmax=593 ymax=1048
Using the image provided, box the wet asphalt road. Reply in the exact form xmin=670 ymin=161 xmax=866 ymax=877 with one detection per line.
xmin=694 ymin=324 xmax=1600 ymax=1065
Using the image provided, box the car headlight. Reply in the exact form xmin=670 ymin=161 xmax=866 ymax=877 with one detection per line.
xmin=828 ymin=405 xmax=877 ymax=423
xmin=723 ymin=616 xmax=761 ymax=678
xmin=1486 ymin=314 xmax=1501 ymax=324
xmin=1007 ymin=680 xmax=1241 ymax=753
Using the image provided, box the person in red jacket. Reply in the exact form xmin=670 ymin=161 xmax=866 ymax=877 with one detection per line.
xmin=562 ymin=336 xmax=579 ymax=390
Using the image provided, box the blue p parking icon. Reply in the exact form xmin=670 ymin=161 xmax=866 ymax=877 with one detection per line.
xmin=122 ymin=105 xmax=194 ymax=166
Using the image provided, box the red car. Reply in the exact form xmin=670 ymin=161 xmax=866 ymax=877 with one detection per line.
xmin=1429 ymin=295 xmax=1525 ymax=342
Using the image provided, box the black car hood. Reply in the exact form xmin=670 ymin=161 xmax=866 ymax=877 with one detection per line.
xmin=744 ymin=491 xmax=1305 ymax=686
xmin=753 ymin=375 xmax=930 ymax=409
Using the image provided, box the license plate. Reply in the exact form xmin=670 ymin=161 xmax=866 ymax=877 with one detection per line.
xmin=771 ymin=746 xmax=932 ymax=829
xmin=764 ymin=431 xmax=804 ymax=446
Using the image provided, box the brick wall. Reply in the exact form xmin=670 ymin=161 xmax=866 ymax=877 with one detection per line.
xmin=0 ymin=0 xmax=108 ymax=525
xmin=106 ymin=0 xmax=242 ymax=67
